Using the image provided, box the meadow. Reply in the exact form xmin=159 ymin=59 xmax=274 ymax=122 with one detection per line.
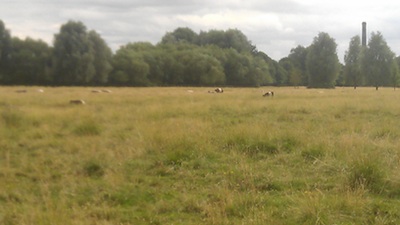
xmin=1 ymin=86 xmax=400 ymax=224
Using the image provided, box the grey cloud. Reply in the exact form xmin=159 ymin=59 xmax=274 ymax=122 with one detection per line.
xmin=1 ymin=0 xmax=399 ymax=61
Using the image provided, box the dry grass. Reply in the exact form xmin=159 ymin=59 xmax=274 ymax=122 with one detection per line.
xmin=1 ymin=86 xmax=400 ymax=224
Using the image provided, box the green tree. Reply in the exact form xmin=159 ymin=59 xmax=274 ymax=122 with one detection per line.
xmin=8 ymin=37 xmax=52 ymax=84
xmin=223 ymin=49 xmax=270 ymax=87
xmin=252 ymin=55 xmax=272 ymax=86
xmin=362 ymin=32 xmax=397 ymax=90
xmin=344 ymin=35 xmax=363 ymax=89
xmin=225 ymin=29 xmax=257 ymax=53
xmin=181 ymin=51 xmax=225 ymax=86
xmin=289 ymin=68 xmax=302 ymax=88
xmin=159 ymin=44 xmax=185 ymax=85
xmin=161 ymin=27 xmax=198 ymax=44
xmin=223 ymin=49 xmax=249 ymax=86
xmin=288 ymin=45 xmax=309 ymax=86
xmin=335 ymin=64 xmax=345 ymax=87
xmin=88 ymin=30 xmax=113 ymax=85
xmin=255 ymin=51 xmax=286 ymax=86
xmin=0 ymin=20 xmax=12 ymax=83
xmin=110 ymin=44 xmax=151 ymax=86
xmin=199 ymin=29 xmax=256 ymax=53
xmin=306 ymin=32 xmax=340 ymax=88
xmin=52 ymin=20 xmax=95 ymax=85
xmin=199 ymin=30 xmax=226 ymax=48
xmin=278 ymin=57 xmax=292 ymax=86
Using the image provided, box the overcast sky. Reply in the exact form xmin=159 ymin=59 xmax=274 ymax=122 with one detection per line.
xmin=1 ymin=0 xmax=399 ymax=62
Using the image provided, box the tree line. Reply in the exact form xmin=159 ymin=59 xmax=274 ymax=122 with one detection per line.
xmin=0 ymin=19 xmax=399 ymax=88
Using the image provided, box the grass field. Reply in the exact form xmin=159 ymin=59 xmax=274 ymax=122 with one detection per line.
xmin=1 ymin=86 xmax=400 ymax=224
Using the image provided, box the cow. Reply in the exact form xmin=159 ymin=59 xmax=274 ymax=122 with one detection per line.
xmin=263 ymin=91 xmax=274 ymax=97
xmin=70 ymin=100 xmax=86 ymax=105
xmin=215 ymin=88 xmax=224 ymax=93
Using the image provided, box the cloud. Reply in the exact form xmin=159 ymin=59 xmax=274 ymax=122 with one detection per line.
xmin=1 ymin=0 xmax=400 ymax=62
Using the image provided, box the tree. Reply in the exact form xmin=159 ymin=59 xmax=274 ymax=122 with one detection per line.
xmin=52 ymin=21 xmax=95 ymax=85
xmin=222 ymin=49 xmax=270 ymax=87
xmin=160 ymin=27 xmax=198 ymax=45
xmin=288 ymin=45 xmax=309 ymax=86
xmin=110 ymin=44 xmax=151 ymax=86
xmin=223 ymin=49 xmax=250 ymax=86
xmin=255 ymin=51 xmax=286 ymax=86
xmin=8 ymin=37 xmax=52 ymax=85
xmin=88 ymin=30 xmax=113 ymax=85
xmin=344 ymin=35 xmax=362 ymax=89
xmin=278 ymin=57 xmax=292 ymax=86
xmin=306 ymin=32 xmax=340 ymax=88
xmin=181 ymin=51 xmax=225 ymax=86
xmin=0 ymin=20 xmax=12 ymax=83
xmin=362 ymin=32 xmax=397 ymax=90
xmin=224 ymin=29 xmax=257 ymax=53
xmin=198 ymin=29 xmax=256 ymax=53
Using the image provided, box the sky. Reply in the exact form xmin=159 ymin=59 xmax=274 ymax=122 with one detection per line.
xmin=1 ymin=0 xmax=400 ymax=62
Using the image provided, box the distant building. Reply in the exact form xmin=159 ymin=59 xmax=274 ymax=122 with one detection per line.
xmin=362 ymin=22 xmax=367 ymax=46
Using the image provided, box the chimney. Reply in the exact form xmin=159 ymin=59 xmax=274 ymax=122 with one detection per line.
xmin=362 ymin=22 xmax=367 ymax=46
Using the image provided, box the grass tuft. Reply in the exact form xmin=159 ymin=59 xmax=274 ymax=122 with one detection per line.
xmin=347 ymin=158 xmax=386 ymax=193
xmin=1 ymin=108 xmax=25 ymax=128
xmin=83 ymin=161 xmax=105 ymax=178
xmin=73 ymin=120 xmax=102 ymax=136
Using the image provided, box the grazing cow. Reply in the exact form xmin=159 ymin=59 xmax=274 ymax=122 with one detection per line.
xmin=263 ymin=91 xmax=274 ymax=97
xmin=215 ymin=88 xmax=224 ymax=93
xmin=70 ymin=100 xmax=86 ymax=105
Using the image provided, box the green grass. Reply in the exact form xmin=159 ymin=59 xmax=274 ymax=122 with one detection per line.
xmin=1 ymin=86 xmax=400 ymax=224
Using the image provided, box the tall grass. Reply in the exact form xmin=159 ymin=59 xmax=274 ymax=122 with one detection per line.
xmin=1 ymin=86 xmax=400 ymax=224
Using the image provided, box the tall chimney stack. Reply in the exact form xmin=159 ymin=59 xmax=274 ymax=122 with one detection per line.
xmin=362 ymin=22 xmax=367 ymax=46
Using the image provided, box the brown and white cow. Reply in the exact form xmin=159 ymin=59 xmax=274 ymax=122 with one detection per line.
xmin=263 ymin=91 xmax=274 ymax=97
xmin=70 ymin=99 xmax=86 ymax=105
xmin=215 ymin=88 xmax=224 ymax=93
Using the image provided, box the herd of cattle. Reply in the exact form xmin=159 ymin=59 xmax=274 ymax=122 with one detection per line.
xmin=13 ymin=87 xmax=274 ymax=105
xmin=209 ymin=88 xmax=274 ymax=97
